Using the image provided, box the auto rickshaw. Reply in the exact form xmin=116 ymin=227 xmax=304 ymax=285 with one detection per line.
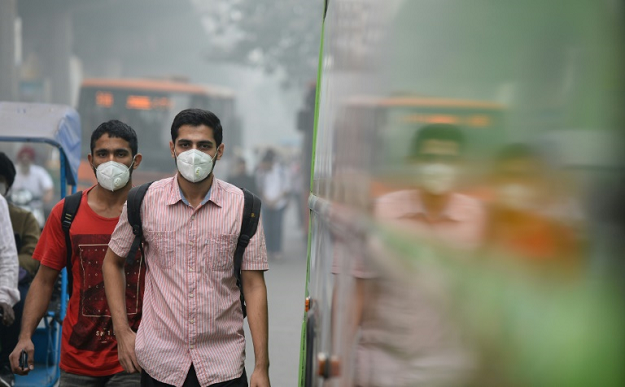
xmin=0 ymin=101 xmax=80 ymax=387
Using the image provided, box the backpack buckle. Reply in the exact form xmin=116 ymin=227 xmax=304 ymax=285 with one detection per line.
xmin=61 ymin=215 xmax=73 ymax=230
xmin=132 ymin=224 xmax=142 ymax=236
xmin=238 ymin=235 xmax=250 ymax=248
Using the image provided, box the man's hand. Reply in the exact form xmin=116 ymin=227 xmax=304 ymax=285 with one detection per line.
xmin=242 ymin=270 xmax=270 ymax=387
xmin=116 ymin=328 xmax=142 ymax=373
xmin=249 ymin=367 xmax=270 ymax=387
xmin=0 ymin=302 xmax=15 ymax=326
xmin=103 ymin=247 xmax=141 ymax=373
xmin=9 ymin=339 xmax=35 ymax=375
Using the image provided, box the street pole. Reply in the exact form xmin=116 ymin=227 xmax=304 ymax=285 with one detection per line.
xmin=0 ymin=0 xmax=17 ymax=101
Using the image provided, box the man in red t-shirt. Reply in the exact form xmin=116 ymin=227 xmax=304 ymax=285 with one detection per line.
xmin=9 ymin=120 xmax=144 ymax=386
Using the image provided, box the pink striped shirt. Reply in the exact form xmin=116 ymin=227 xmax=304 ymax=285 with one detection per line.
xmin=109 ymin=176 xmax=268 ymax=386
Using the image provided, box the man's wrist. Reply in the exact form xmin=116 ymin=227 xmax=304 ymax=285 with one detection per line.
xmin=254 ymin=361 xmax=269 ymax=370
xmin=114 ymin=324 xmax=134 ymax=337
xmin=18 ymin=333 xmax=32 ymax=341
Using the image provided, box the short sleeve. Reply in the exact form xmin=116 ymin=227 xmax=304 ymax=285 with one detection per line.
xmin=108 ymin=202 xmax=135 ymax=258
xmin=33 ymin=200 xmax=69 ymax=271
xmin=241 ymin=212 xmax=269 ymax=271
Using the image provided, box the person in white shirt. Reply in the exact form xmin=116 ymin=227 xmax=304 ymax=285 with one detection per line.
xmin=0 ymin=194 xmax=19 ymax=327
xmin=256 ymin=149 xmax=290 ymax=260
xmin=12 ymin=146 xmax=54 ymax=204
xmin=11 ymin=146 xmax=54 ymax=227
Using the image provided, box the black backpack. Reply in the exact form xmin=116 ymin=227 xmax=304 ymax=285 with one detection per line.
xmin=61 ymin=183 xmax=261 ymax=317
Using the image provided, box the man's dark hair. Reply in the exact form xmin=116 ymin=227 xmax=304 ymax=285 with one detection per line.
xmin=262 ymin=149 xmax=276 ymax=163
xmin=0 ymin=152 xmax=16 ymax=192
xmin=90 ymin=120 xmax=138 ymax=156
xmin=171 ymin=109 xmax=223 ymax=146
xmin=409 ymin=123 xmax=465 ymax=158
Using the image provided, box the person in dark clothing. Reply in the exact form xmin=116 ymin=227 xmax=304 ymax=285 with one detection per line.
xmin=228 ymin=156 xmax=258 ymax=195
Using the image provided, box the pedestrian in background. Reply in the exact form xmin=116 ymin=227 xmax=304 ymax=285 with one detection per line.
xmin=11 ymin=146 xmax=54 ymax=227
xmin=228 ymin=156 xmax=258 ymax=195
xmin=0 ymin=194 xmax=19 ymax=326
xmin=0 ymin=192 xmax=19 ymax=387
xmin=0 ymin=152 xmax=40 ymax=387
xmin=256 ymin=149 xmax=290 ymax=261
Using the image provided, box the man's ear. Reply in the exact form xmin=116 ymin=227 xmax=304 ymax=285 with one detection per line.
xmin=170 ymin=141 xmax=176 ymax=159
xmin=216 ymin=144 xmax=224 ymax=160
xmin=87 ymin=154 xmax=97 ymax=177
xmin=132 ymin=154 xmax=143 ymax=170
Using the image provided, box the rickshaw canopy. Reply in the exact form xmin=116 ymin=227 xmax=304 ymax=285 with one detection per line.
xmin=0 ymin=102 xmax=81 ymax=186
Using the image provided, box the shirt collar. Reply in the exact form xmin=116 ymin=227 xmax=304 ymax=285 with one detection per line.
xmin=403 ymin=190 xmax=466 ymax=222
xmin=167 ymin=175 xmax=223 ymax=208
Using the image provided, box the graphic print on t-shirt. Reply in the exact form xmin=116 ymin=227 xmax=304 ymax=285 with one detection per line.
xmin=68 ymin=234 xmax=144 ymax=350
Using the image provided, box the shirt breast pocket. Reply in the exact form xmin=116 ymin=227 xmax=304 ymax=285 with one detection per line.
xmin=204 ymin=234 xmax=238 ymax=272
xmin=149 ymin=231 xmax=176 ymax=269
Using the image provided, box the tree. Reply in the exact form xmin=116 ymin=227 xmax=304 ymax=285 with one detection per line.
xmin=195 ymin=0 xmax=323 ymax=88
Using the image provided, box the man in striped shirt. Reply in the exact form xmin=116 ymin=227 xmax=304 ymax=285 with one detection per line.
xmin=103 ymin=109 xmax=270 ymax=387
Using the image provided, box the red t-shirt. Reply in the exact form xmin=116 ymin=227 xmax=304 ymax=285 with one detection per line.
xmin=33 ymin=188 xmax=144 ymax=376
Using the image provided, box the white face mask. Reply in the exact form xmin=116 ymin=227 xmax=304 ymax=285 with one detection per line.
xmin=418 ymin=163 xmax=457 ymax=195
xmin=95 ymin=159 xmax=134 ymax=192
xmin=175 ymin=149 xmax=215 ymax=183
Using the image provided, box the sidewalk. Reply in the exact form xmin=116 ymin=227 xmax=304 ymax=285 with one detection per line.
xmin=244 ymin=203 xmax=308 ymax=385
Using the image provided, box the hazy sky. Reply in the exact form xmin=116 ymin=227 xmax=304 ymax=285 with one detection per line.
xmin=66 ymin=0 xmax=317 ymax=160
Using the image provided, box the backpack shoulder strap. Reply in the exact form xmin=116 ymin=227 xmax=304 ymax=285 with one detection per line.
xmin=125 ymin=182 xmax=154 ymax=265
xmin=234 ymin=188 xmax=262 ymax=318
xmin=61 ymin=191 xmax=83 ymax=298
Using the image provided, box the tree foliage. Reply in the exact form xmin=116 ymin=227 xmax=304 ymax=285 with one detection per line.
xmin=196 ymin=0 xmax=323 ymax=88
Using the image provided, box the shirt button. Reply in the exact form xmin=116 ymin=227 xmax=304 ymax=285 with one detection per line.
xmin=189 ymin=293 xmax=194 ymax=298
xmin=189 ymin=241 xmax=194 ymax=246
xmin=190 ymin=319 xmax=194 ymax=324
xmin=189 ymin=266 xmax=194 ymax=272
xmin=191 ymin=215 xmax=196 ymax=220
xmin=190 ymin=344 xmax=194 ymax=349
